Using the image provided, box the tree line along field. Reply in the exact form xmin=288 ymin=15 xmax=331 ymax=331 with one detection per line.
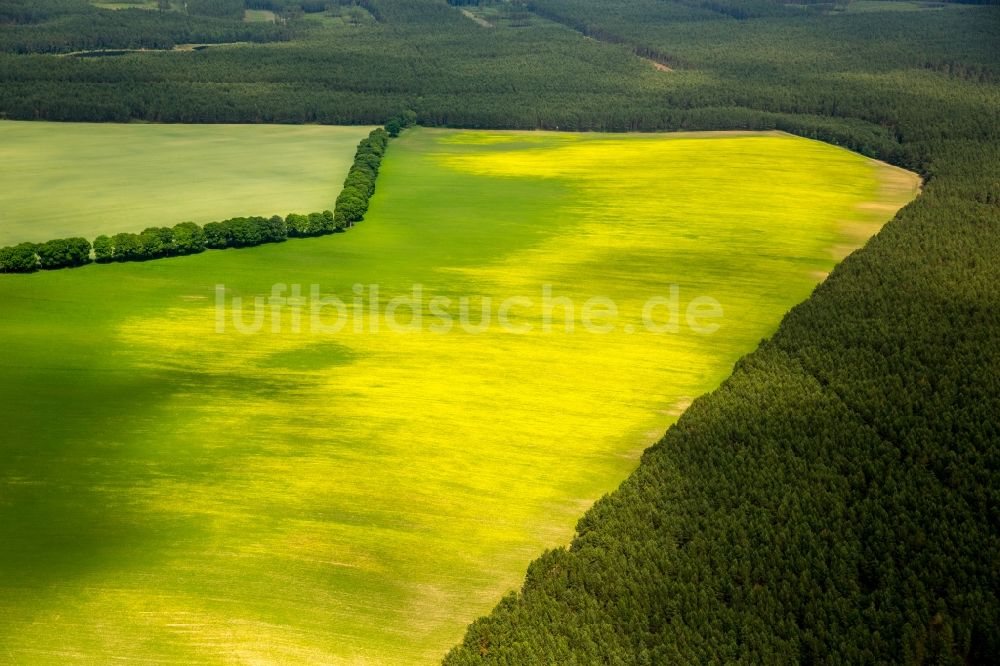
xmin=0 ymin=121 xmax=372 ymax=246
xmin=0 ymin=126 xmax=917 ymax=664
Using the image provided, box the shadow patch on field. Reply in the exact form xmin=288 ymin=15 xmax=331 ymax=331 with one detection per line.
xmin=0 ymin=370 xmax=203 ymax=586
xmin=254 ymin=342 xmax=360 ymax=372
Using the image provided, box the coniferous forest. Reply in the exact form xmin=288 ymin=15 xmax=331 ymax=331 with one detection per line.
xmin=1 ymin=0 xmax=998 ymax=663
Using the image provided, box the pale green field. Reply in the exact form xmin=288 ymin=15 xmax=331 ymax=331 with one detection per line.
xmin=90 ymin=0 xmax=172 ymax=10
xmin=0 ymin=127 xmax=919 ymax=664
xmin=244 ymin=8 xmax=277 ymax=23
xmin=0 ymin=121 xmax=372 ymax=246
xmin=841 ymin=1 xmax=972 ymax=12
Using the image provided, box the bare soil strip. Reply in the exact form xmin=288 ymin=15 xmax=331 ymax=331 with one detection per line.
xmin=459 ymin=9 xmax=493 ymax=28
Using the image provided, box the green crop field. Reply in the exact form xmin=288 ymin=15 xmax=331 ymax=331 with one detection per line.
xmin=0 ymin=127 xmax=918 ymax=664
xmin=839 ymin=1 xmax=974 ymax=13
xmin=244 ymin=8 xmax=277 ymax=23
xmin=89 ymin=0 xmax=159 ymax=10
xmin=0 ymin=121 xmax=372 ymax=246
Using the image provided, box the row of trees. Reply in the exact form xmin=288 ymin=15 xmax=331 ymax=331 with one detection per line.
xmin=0 ymin=237 xmax=92 ymax=272
xmin=90 ymin=212 xmax=330 ymax=262
xmin=334 ymin=125 xmax=393 ymax=227
xmin=1 ymin=125 xmax=398 ymax=272
xmin=1 ymin=208 xmax=355 ymax=271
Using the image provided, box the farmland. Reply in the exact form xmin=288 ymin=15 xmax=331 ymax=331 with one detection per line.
xmin=0 ymin=121 xmax=371 ymax=246
xmin=0 ymin=127 xmax=917 ymax=664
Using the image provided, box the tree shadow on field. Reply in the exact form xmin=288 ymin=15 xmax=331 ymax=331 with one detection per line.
xmin=0 ymin=367 xmax=206 ymax=637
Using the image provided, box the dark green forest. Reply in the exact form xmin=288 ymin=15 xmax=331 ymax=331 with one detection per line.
xmin=0 ymin=0 xmax=289 ymax=53
xmin=1 ymin=0 xmax=998 ymax=663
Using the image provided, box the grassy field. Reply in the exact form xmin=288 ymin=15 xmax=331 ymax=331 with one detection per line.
xmin=840 ymin=1 xmax=973 ymax=12
xmin=0 ymin=121 xmax=372 ymax=246
xmin=244 ymin=8 xmax=277 ymax=23
xmin=0 ymin=127 xmax=918 ymax=664
xmin=89 ymin=0 xmax=159 ymax=9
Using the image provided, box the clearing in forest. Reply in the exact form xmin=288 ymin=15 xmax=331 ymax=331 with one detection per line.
xmin=0 ymin=121 xmax=371 ymax=245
